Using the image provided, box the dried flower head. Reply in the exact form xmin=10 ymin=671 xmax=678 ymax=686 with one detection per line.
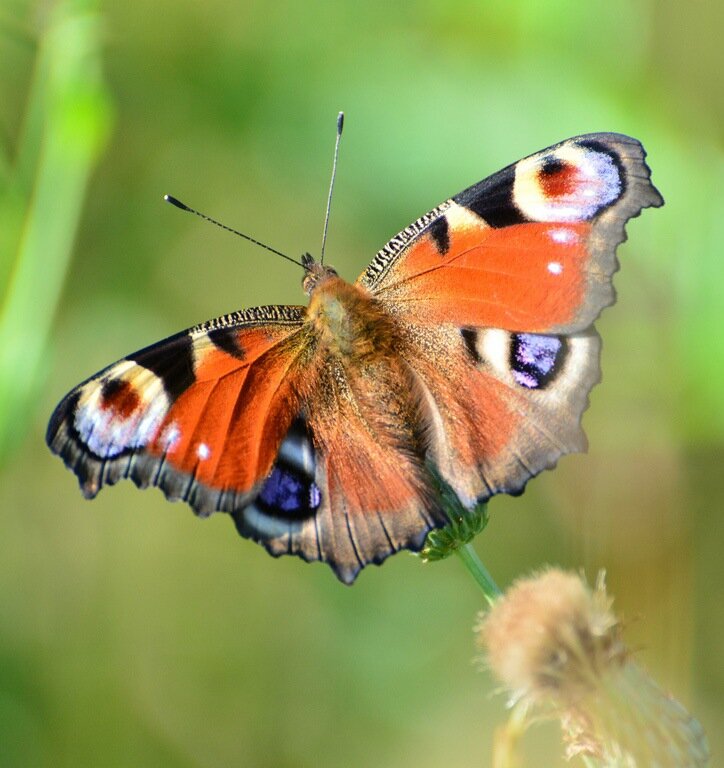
xmin=477 ymin=569 xmax=709 ymax=767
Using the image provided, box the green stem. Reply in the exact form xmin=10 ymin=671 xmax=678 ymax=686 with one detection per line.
xmin=455 ymin=542 xmax=502 ymax=606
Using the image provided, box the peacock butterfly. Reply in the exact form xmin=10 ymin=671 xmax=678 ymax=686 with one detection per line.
xmin=47 ymin=128 xmax=662 ymax=583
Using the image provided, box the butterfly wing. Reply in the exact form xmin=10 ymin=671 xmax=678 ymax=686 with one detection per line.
xmin=397 ymin=322 xmax=602 ymax=505
xmin=358 ymin=133 xmax=662 ymax=505
xmin=256 ymin=350 xmax=446 ymax=584
xmin=360 ymin=133 xmax=662 ymax=332
xmin=47 ymin=305 xmax=310 ymax=514
xmin=48 ymin=303 xmax=445 ymax=584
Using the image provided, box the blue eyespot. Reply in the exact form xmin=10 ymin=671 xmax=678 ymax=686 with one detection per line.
xmin=511 ymin=334 xmax=565 ymax=389
xmin=257 ymin=465 xmax=321 ymax=518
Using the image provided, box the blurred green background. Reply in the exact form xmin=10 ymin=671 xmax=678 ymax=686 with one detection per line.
xmin=1 ymin=0 xmax=722 ymax=765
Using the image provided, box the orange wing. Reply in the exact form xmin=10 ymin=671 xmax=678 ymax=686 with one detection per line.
xmin=47 ymin=302 xmax=446 ymax=584
xmin=359 ymin=134 xmax=662 ymax=333
xmin=358 ymin=134 xmax=662 ymax=509
xmin=47 ymin=305 xmax=309 ymax=514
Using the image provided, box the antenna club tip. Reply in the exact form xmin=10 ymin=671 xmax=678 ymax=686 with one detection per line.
xmin=164 ymin=194 xmax=189 ymax=211
xmin=336 ymin=112 xmax=344 ymax=134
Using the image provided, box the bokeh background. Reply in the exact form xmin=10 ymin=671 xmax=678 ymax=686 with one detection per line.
xmin=1 ymin=0 xmax=722 ymax=765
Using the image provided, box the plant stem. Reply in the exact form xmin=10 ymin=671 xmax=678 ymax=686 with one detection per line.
xmin=0 ymin=3 xmax=111 ymax=465
xmin=455 ymin=542 xmax=502 ymax=606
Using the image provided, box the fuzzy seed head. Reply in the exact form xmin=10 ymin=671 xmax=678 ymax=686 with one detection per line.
xmin=478 ymin=569 xmax=709 ymax=767
xmin=479 ymin=569 xmax=621 ymax=703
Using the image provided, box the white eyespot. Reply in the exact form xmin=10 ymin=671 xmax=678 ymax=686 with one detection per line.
xmin=547 ymin=261 xmax=563 ymax=275
xmin=74 ymin=369 xmax=169 ymax=458
xmin=197 ymin=442 xmax=210 ymax=460
xmin=513 ymin=145 xmax=621 ymax=223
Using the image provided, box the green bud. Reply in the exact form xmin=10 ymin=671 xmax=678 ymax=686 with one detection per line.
xmin=420 ymin=468 xmax=489 ymax=562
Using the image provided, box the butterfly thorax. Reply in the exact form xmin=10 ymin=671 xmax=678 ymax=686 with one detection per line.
xmin=306 ymin=273 xmax=399 ymax=363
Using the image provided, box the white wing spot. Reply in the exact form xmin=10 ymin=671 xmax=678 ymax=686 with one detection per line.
xmin=197 ymin=443 xmax=210 ymax=460
xmin=477 ymin=328 xmax=510 ymax=374
xmin=548 ymin=228 xmax=577 ymax=244
xmin=547 ymin=261 xmax=563 ymax=275
xmin=161 ymin=423 xmax=181 ymax=450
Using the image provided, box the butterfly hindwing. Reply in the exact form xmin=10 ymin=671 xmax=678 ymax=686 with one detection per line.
xmin=398 ymin=321 xmax=601 ymax=505
xmin=302 ymin=351 xmax=445 ymax=582
xmin=234 ymin=307 xmax=447 ymax=583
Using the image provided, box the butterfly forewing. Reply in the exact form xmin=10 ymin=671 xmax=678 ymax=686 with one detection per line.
xmin=47 ymin=306 xmax=308 ymax=512
xmin=360 ymin=133 xmax=663 ymax=333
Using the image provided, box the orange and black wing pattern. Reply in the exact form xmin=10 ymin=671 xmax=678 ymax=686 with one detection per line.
xmin=360 ymin=133 xmax=662 ymax=332
xmin=359 ymin=133 xmax=662 ymax=507
xmin=47 ymin=300 xmax=446 ymax=584
xmin=48 ymin=133 xmax=661 ymax=584
xmin=47 ymin=305 xmax=309 ymax=515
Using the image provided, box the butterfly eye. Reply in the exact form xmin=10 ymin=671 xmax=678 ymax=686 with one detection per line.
xmin=302 ymin=273 xmax=316 ymax=294
xmin=302 ymin=262 xmax=338 ymax=294
xmin=513 ymin=144 xmax=623 ymax=223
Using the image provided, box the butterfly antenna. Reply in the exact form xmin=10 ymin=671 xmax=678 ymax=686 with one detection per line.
xmin=164 ymin=194 xmax=305 ymax=268
xmin=320 ymin=111 xmax=344 ymax=265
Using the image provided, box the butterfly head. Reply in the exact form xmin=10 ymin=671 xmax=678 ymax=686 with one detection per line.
xmin=301 ymin=253 xmax=338 ymax=295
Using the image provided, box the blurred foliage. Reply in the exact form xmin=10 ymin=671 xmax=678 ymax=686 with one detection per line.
xmin=0 ymin=0 xmax=111 ymax=464
xmin=1 ymin=0 xmax=722 ymax=766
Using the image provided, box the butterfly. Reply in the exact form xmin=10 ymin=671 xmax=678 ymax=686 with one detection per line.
xmin=47 ymin=132 xmax=662 ymax=584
